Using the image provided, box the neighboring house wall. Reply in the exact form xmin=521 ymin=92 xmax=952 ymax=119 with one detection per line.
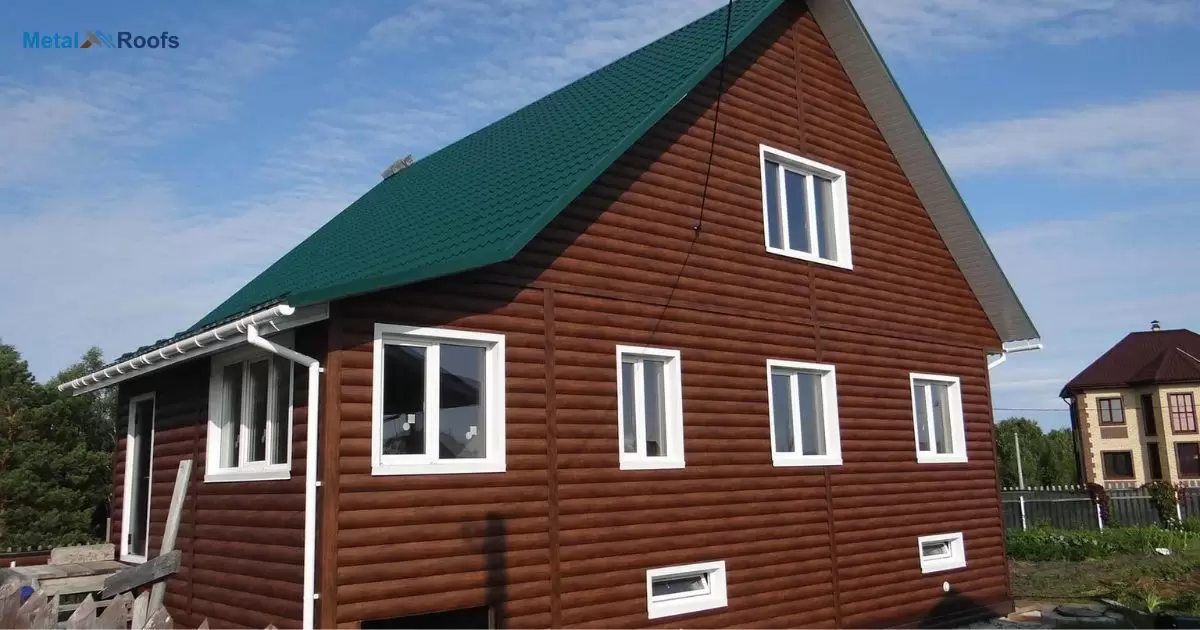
xmin=1077 ymin=383 xmax=1200 ymax=485
xmin=110 ymin=323 xmax=324 ymax=628
xmin=319 ymin=3 xmax=1008 ymax=628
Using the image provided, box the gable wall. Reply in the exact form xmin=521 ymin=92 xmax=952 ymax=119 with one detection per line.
xmin=323 ymin=1 xmax=1008 ymax=628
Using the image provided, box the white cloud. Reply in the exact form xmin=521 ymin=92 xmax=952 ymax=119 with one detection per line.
xmin=933 ymin=92 xmax=1200 ymax=177
xmin=986 ymin=204 xmax=1200 ymax=426
xmin=855 ymin=0 xmax=1198 ymax=57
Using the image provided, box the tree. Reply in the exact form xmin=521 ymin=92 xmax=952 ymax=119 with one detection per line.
xmin=994 ymin=416 xmax=1079 ymax=488
xmin=0 ymin=343 xmax=114 ymax=548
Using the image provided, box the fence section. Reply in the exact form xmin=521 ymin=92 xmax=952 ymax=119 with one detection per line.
xmin=1001 ymin=486 xmax=1200 ymax=531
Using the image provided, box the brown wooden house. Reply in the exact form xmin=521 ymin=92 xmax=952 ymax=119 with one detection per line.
xmin=59 ymin=0 xmax=1040 ymax=627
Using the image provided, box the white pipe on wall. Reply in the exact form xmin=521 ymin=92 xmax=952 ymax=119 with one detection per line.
xmin=247 ymin=324 xmax=322 ymax=630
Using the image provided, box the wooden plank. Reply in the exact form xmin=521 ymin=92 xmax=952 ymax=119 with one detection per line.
xmin=196 ymin=619 xmax=210 ymax=630
xmin=64 ymin=593 xmax=98 ymax=629
xmin=50 ymin=544 xmax=115 ymax=565
xmin=0 ymin=579 xmax=21 ymax=628
xmin=148 ymin=459 xmax=192 ymax=616
xmin=38 ymin=575 xmax=110 ymax=596
xmin=97 ymin=592 xmax=131 ymax=629
xmin=143 ymin=603 xmax=174 ymax=629
xmin=16 ymin=589 xmax=52 ymax=629
xmin=100 ymin=551 xmax=182 ymax=599
xmin=131 ymin=590 xmax=149 ymax=629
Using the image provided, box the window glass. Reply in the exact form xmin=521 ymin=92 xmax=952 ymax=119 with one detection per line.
xmin=439 ymin=344 xmax=486 ymax=460
xmin=381 ymin=345 xmax=427 ymax=456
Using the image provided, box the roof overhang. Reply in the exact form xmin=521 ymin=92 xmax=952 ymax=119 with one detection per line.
xmin=58 ymin=303 xmax=328 ymax=396
xmin=809 ymin=0 xmax=1040 ymax=345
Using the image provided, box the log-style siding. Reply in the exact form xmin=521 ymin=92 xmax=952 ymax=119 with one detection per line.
xmin=110 ymin=323 xmax=324 ymax=628
xmin=321 ymin=3 xmax=1007 ymax=628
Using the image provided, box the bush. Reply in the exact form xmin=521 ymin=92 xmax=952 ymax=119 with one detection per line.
xmin=1006 ymin=525 xmax=1200 ymax=561
xmin=1182 ymin=516 xmax=1200 ymax=533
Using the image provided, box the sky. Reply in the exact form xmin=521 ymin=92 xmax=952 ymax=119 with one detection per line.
xmin=2 ymin=0 xmax=1198 ymax=430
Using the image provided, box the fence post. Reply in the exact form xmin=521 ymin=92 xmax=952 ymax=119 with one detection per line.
xmin=1019 ymin=495 xmax=1028 ymax=530
xmin=1096 ymin=500 xmax=1105 ymax=530
xmin=1178 ymin=499 xmax=1184 ymax=524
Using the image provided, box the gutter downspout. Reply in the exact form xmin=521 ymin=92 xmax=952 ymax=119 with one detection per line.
xmin=247 ymin=324 xmax=321 ymax=630
xmin=987 ymin=341 xmax=1045 ymax=371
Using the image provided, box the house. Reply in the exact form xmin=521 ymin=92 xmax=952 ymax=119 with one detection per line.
xmin=1061 ymin=322 xmax=1200 ymax=489
xmin=57 ymin=0 xmax=1041 ymax=627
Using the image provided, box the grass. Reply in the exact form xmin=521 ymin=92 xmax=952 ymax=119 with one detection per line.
xmin=1010 ymin=545 xmax=1200 ymax=615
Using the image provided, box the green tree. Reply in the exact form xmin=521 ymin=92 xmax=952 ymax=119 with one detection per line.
xmin=996 ymin=417 xmax=1047 ymax=488
xmin=0 ymin=343 xmax=114 ymax=548
xmin=1039 ymin=429 xmax=1079 ymax=487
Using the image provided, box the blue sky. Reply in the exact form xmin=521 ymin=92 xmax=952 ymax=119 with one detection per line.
xmin=2 ymin=0 xmax=1198 ymax=431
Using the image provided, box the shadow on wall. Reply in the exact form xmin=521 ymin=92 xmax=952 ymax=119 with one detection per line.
xmin=484 ymin=513 xmax=507 ymax=629
xmin=917 ymin=587 xmax=994 ymax=629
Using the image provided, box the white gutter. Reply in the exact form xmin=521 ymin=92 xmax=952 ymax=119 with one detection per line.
xmin=247 ymin=324 xmax=321 ymax=630
xmin=988 ymin=339 xmax=1044 ymax=370
xmin=58 ymin=304 xmax=297 ymax=395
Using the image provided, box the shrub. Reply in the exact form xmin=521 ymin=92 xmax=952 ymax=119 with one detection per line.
xmin=1182 ymin=516 xmax=1200 ymax=533
xmin=1006 ymin=525 xmax=1200 ymax=561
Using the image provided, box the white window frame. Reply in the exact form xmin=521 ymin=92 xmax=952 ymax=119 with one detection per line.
xmin=205 ymin=333 xmax=295 ymax=483
xmin=766 ymin=359 xmax=843 ymax=467
xmin=917 ymin=532 xmax=966 ymax=574
xmin=616 ymin=345 xmax=685 ymax=470
xmin=909 ymin=372 xmax=968 ymax=464
xmin=120 ymin=392 xmax=155 ymax=563
xmin=646 ymin=560 xmax=728 ymax=619
xmin=371 ymin=324 xmax=506 ymax=476
xmin=758 ymin=144 xmax=853 ymax=270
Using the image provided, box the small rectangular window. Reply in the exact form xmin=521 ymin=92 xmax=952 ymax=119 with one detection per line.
xmin=1142 ymin=394 xmax=1158 ymax=436
xmin=617 ymin=345 xmax=684 ymax=470
xmin=1101 ymin=451 xmax=1135 ymax=479
xmin=767 ymin=359 xmax=842 ymax=467
xmin=759 ymin=145 xmax=852 ymax=269
xmin=207 ymin=342 xmax=295 ymax=483
xmin=1098 ymin=397 xmax=1125 ymax=424
xmin=372 ymin=325 xmax=506 ymax=476
xmin=1169 ymin=393 xmax=1197 ymax=433
xmin=910 ymin=373 xmax=967 ymax=463
xmin=645 ymin=561 xmax=727 ymax=619
xmin=917 ymin=533 xmax=965 ymax=574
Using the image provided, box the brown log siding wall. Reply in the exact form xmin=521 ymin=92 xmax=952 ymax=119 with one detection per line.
xmin=323 ymin=3 xmax=1007 ymax=628
xmin=110 ymin=323 xmax=324 ymax=629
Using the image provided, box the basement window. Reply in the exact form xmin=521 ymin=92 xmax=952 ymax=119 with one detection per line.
xmin=206 ymin=335 xmax=296 ymax=483
xmin=759 ymin=144 xmax=852 ymax=269
xmin=646 ymin=561 xmax=728 ymax=619
xmin=918 ymin=532 xmax=966 ymax=574
xmin=767 ymin=359 xmax=842 ymax=467
xmin=617 ymin=345 xmax=685 ymax=470
xmin=372 ymin=324 xmax=506 ymax=476
xmin=910 ymin=373 xmax=967 ymax=464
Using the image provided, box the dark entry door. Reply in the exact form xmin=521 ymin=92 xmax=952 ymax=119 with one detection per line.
xmin=126 ymin=394 xmax=155 ymax=558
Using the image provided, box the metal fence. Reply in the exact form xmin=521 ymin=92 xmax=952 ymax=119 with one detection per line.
xmin=1001 ymin=486 xmax=1200 ymax=531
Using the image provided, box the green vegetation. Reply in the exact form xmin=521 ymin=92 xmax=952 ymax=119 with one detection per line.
xmin=1009 ymin=526 xmax=1200 ymax=616
xmin=0 ymin=341 xmax=114 ymax=548
xmin=995 ymin=417 xmax=1079 ymax=488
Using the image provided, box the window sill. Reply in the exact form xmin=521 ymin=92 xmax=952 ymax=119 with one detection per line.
xmin=372 ymin=459 xmax=506 ymax=476
xmin=772 ymin=453 xmax=842 ymax=467
xmin=620 ymin=456 xmax=685 ymax=471
xmin=920 ymin=556 xmax=966 ymax=574
xmin=120 ymin=553 xmax=147 ymax=564
xmin=766 ymin=245 xmax=853 ymax=271
xmin=204 ymin=467 xmax=291 ymax=483
xmin=916 ymin=452 xmax=968 ymax=464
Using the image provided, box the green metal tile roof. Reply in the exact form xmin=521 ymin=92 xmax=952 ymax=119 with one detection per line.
xmin=191 ymin=0 xmax=780 ymax=334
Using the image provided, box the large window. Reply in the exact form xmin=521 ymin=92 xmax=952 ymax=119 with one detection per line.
xmin=766 ymin=359 xmax=842 ymax=467
xmin=1101 ymin=451 xmax=1134 ymax=479
xmin=616 ymin=345 xmax=685 ymax=470
xmin=372 ymin=324 xmax=506 ymax=475
xmin=1177 ymin=443 xmax=1200 ymax=479
xmin=910 ymin=373 xmax=967 ymax=463
xmin=1169 ymin=393 xmax=1197 ymax=433
xmin=207 ymin=344 xmax=295 ymax=482
xmin=1097 ymin=397 xmax=1125 ymax=424
xmin=759 ymin=145 xmax=852 ymax=269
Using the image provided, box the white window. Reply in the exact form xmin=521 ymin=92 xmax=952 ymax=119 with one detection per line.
xmin=616 ymin=345 xmax=685 ymax=470
xmin=759 ymin=144 xmax=852 ymax=269
xmin=917 ymin=532 xmax=966 ymax=573
xmin=646 ymin=560 xmax=728 ymax=619
xmin=120 ymin=393 xmax=155 ymax=562
xmin=910 ymin=373 xmax=967 ymax=463
xmin=767 ymin=359 xmax=842 ymax=467
xmin=372 ymin=324 xmax=506 ymax=476
xmin=206 ymin=339 xmax=295 ymax=483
